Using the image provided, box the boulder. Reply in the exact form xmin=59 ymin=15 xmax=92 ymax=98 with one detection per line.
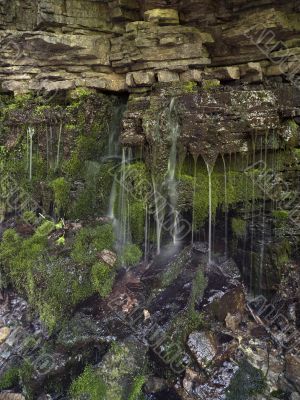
xmin=207 ymin=286 xmax=245 ymax=322
xmin=187 ymin=331 xmax=217 ymax=367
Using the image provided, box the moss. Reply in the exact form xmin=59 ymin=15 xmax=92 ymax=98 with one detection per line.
xmin=119 ymin=244 xmax=142 ymax=266
xmin=272 ymin=210 xmax=289 ymax=220
xmin=183 ymin=81 xmax=198 ymax=93
xmin=51 ymin=177 xmax=71 ymax=217
xmin=91 ymin=261 xmax=115 ymax=298
xmin=129 ymin=201 xmax=146 ymax=244
xmin=231 ymin=218 xmax=247 ymax=237
xmin=202 ymin=79 xmax=221 ymax=90
xmin=161 ymin=247 xmax=190 ymax=288
xmin=69 ymin=365 xmax=107 ymax=400
xmin=71 ymin=224 xmax=114 ymax=266
xmin=128 ymin=375 xmax=146 ymax=400
xmin=0 ymin=367 xmax=20 ymax=390
xmin=226 ymin=359 xmax=266 ymax=400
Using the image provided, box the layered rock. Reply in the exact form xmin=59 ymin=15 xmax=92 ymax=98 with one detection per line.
xmin=1 ymin=0 xmax=300 ymax=94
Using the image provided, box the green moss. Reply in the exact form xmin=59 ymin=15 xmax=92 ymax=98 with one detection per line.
xmin=183 ymin=81 xmax=198 ymax=93
xmin=226 ymin=359 xmax=266 ymax=400
xmin=0 ymin=367 xmax=20 ymax=390
xmin=119 ymin=244 xmax=142 ymax=266
xmin=128 ymin=375 xmax=146 ymax=400
xmin=91 ymin=261 xmax=115 ymax=298
xmin=272 ymin=210 xmax=289 ymax=220
xmin=51 ymin=177 xmax=71 ymax=217
xmin=231 ymin=218 xmax=247 ymax=237
xmin=202 ymin=79 xmax=220 ymax=90
xmin=71 ymin=224 xmax=114 ymax=266
xmin=69 ymin=365 xmax=107 ymax=400
xmin=129 ymin=201 xmax=146 ymax=244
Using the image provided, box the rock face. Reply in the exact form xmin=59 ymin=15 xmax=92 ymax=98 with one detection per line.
xmin=1 ymin=0 xmax=300 ymax=94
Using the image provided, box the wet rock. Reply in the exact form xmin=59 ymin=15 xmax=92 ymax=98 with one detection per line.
xmin=95 ymin=337 xmax=147 ymax=399
xmin=285 ymin=354 xmax=300 ymax=392
xmin=145 ymin=376 xmax=168 ymax=393
xmin=207 ymin=286 xmax=245 ymax=322
xmin=225 ymin=313 xmax=242 ymax=332
xmin=187 ymin=331 xmax=217 ymax=367
xmin=57 ymin=313 xmax=111 ymax=351
xmin=0 ymin=327 xmax=10 ymax=344
xmin=291 ymin=393 xmax=300 ymax=400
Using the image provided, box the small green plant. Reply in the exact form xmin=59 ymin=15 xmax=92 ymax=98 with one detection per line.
xmin=91 ymin=261 xmax=115 ymax=298
xmin=0 ymin=367 xmax=19 ymax=390
xmin=272 ymin=210 xmax=289 ymax=220
xmin=71 ymin=224 xmax=114 ymax=265
xmin=202 ymin=79 xmax=220 ymax=90
xmin=183 ymin=81 xmax=198 ymax=93
xmin=69 ymin=365 xmax=106 ymax=400
xmin=119 ymin=244 xmax=142 ymax=266
xmin=51 ymin=177 xmax=71 ymax=217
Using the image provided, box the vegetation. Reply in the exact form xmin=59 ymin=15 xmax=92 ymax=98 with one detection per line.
xmin=119 ymin=244 xmax=142 ymax=266
xmin=91 ymin=261 xmax=115 ymax=297
xmin=69 ymin=365 xmax=107 ymax=400
xmin=0 ymin=367 xmax=20 ymax=390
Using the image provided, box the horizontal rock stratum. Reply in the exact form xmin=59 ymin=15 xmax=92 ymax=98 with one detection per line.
xmin=1 ymin=0 xmax=300 ymax=94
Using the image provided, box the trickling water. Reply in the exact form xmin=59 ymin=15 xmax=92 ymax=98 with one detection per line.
xmin=206 ymin=162 xmax=213 ymax=265
xmin=221 ymin=154 xmax=228 ymax=259
xmin=153 ymin=177 xmax=167 ymax=255
xmin=108 ymin=177 xmax=117 ymax=220
xmin=117 ymin=147 xmax=132 ymax=252
xmin=27 ymin=127 xmax=35 ymax=181
xmin=192 ymin=153 xmax=199 ymax=244
xmin=56 ymin=120 xmax=63 ymax=170
xmin=167 ymin=98 xmax=180 ymax=244
xmin=144 ymin=204 xmax=149 ymax=262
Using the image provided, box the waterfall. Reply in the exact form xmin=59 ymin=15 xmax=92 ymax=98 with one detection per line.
xmin=206 ymin=162 xmax=213 ymax=265
xmin=202 ymin=155 xmax=216 ymax=265
xmin=152 ymin=176 xmax=166 ymax=255
xmin=192 ymin=153 xmax=199 ymax=244
xmin=56 ymin=120 xmax=63 ymax=170
xmin=108 ymin=177 xmax=117 ymax=220
xmin=144 ymin=204 xmax=149 ymax=262
xmin=27 ymin=127 xmax=35 ymax=181
xmin=221 ymin=154 xmax=228 ymax=259
xmin=167 ymin=98 xmax=180 ymax=244
xmin=117 ymin=147 xmax=132 ymax=252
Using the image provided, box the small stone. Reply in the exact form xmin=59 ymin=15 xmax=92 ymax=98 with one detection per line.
xmin=180 ymin=69 xmax=202 ymax=82
xmin=0 ymin=327 xmax=11 ymax=344
xmin=225 ymin=313 xmax=241 ymax=332
xmin=187 ymin=331 xmax=217 ymax=367
xmin=240 ymin=62 xmax=263 ymax=83
xmin=144 ymin=9 xmax=179 ymax=25
xmin=143 ymin=309 xmax=150 ymax=320
xmin=157 ymin=70 xmax=180 ymax=83
xmin=98 ymin=250 xmax=117 ymax=268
